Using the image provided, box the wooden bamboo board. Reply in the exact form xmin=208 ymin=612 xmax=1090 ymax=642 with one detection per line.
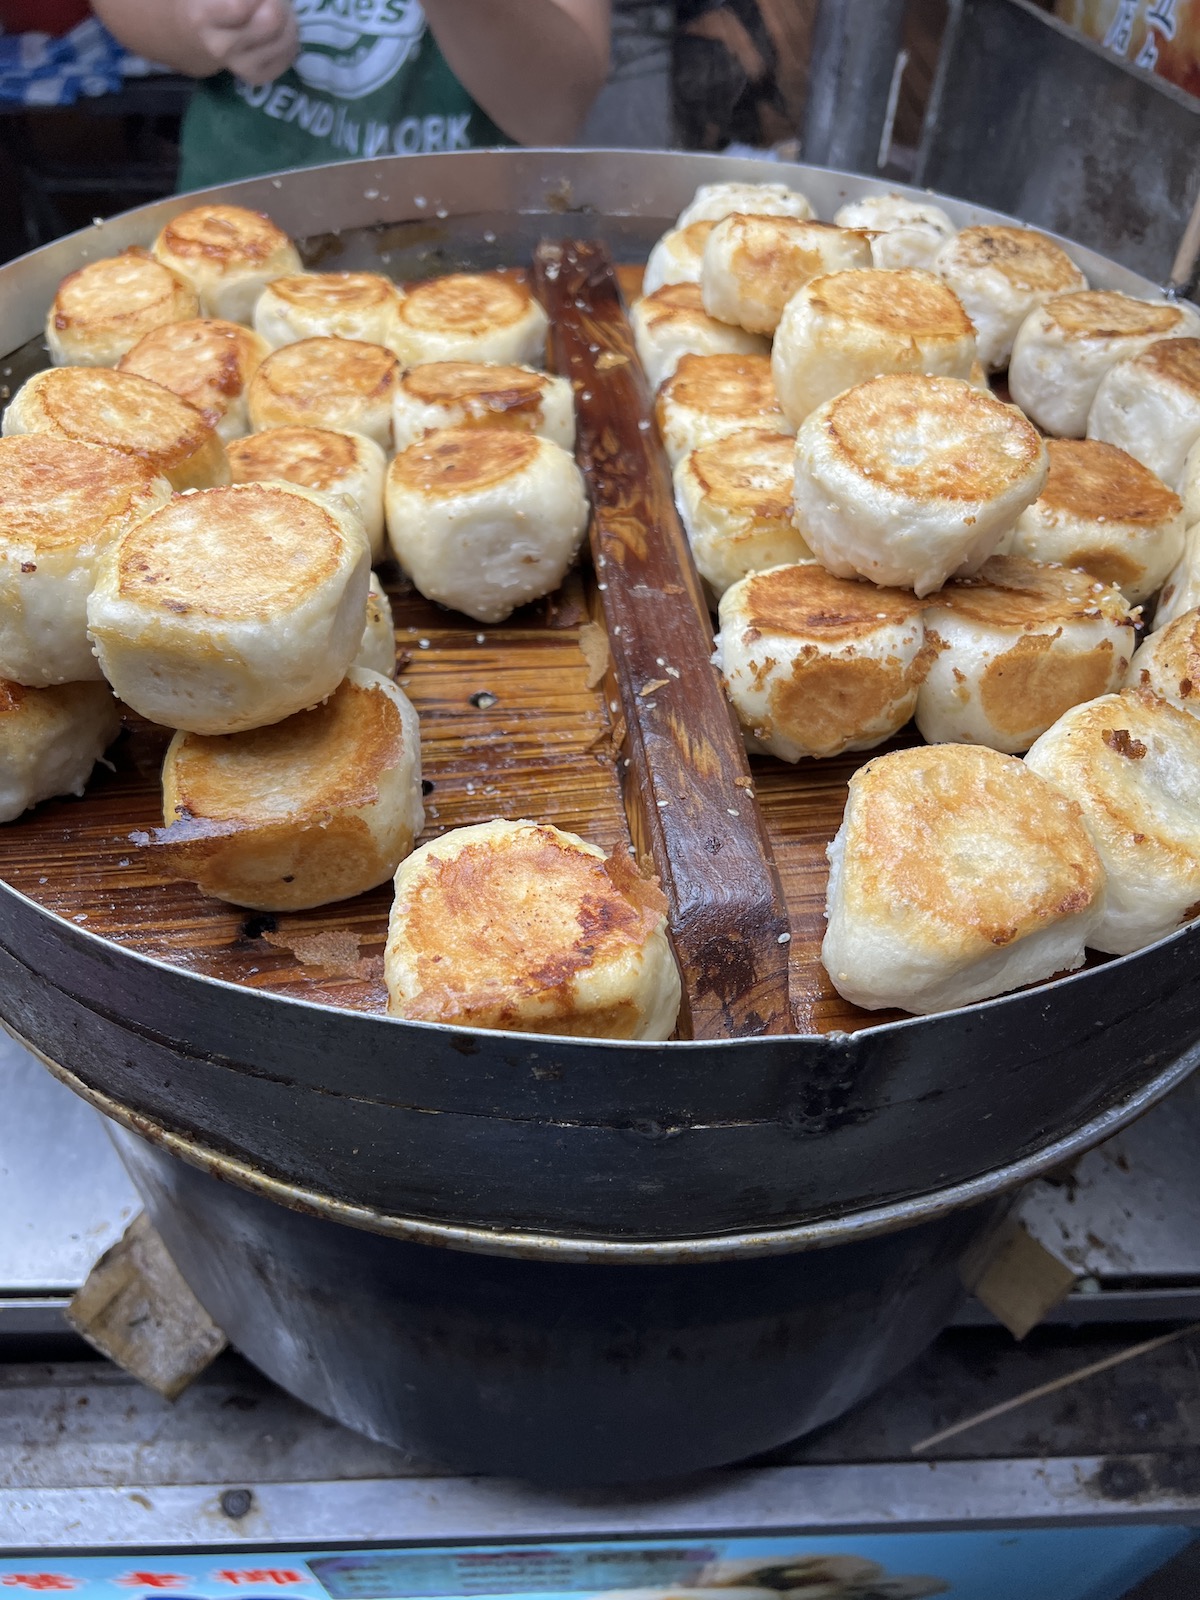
xmin=0 ymin=258 xmax=908 ymax=1037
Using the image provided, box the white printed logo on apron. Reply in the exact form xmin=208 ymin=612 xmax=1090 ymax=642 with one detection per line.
xmin=292 ymin=0 xmax=426 ymax=100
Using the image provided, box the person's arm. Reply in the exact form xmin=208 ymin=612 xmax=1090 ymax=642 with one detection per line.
xmin=90 ymin=0 xmax=298 ymax=84
xmin=422 ymin=0 xmax=611 ymax=145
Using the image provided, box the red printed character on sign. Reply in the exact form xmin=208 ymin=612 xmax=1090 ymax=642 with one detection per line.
xmin=2 ymin=1579 xmax=80 ymax=1592
xmin=213 ymin=1578 xmax=305 ymax=1589
xmin=115 ymin=1578 xmax=187 ymax=1590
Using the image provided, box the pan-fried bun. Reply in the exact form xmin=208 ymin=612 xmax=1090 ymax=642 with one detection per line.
xmin=700 ymin=215 xmax=872 ymax=336
xmin=3 ymin=367 xmax=230 ymax=492
xmin=159 ymin=668 xmax=421 ymax=911
xmin=1006 ymin=438 xmax=1184 ymax=604
xmin=1126 ymin=607 xmax=1200 ymax=718
xmin=391 ymin=272 xmax=549 ymax=367
xmin=392 ymin=362 xmax=575 ymax=453
xmin=355 ymin=572 xmax=395 ymax=676
xmin=253 ymin=271 xmax=402 ymax=351
xmin=87 ymin=482 xmax=370 ymax=735
xmin=152 ymin=203 xmax=301 ymax=324
xmin=119 ymin=318 xmax=269 ymax=442
xmin=1026 ymin=688 xmax=1200 ymax=954
xmin=631 ymin=283 xmax=769 ymax=392
xmin=934 ymin=224 xmax=1087 ymax=370
xmin=386 ymin=819 xmax=681 ymax=1039
xmin=1009 ymin=290 xmax=1200 ymax=438
xmin=227 ymin=424 xmax=387 ymax=561
xmin=1154 ymin=524 xmax=1200 ymax=632
xmin=247 ymin=337 xmax=398 ymax=452
xmin=1088 ymin=338 xmax=1200 ymax=490
xmin=676 ymin=180 xmax=815 ymax=228
xmin=822 ymin=743 xmax=1105 ymax=1014
xmin=1182 ymin=436 xmax=1200 ymax=527
xmin=833 ymin=194 xmax=956 ymax=270
xmin=47 ymin=249 xmax=199 ymax=367
xmin=772 ymin=267 xmax=976 ymax=428
xmin=792 ymin=373 xmax=1048 ymax=596
xmin=0 ymin=680 xmax=121 ymax=824
xmin=0 ymin=436 xmax=171 ymax=685
xmin=714 ymin=563 xmax=926 ymax=760
xmin=918 ymin=555 xmax=1134 ymax=753
xmin=642 ymin=221 xmax=715 ymax=296
xmin=674 ymin=428 xmax=812 ymax=597
xmin=656 ymin=353 xmax=789 ymax=467
xmin=385 ymin=427 xmax=587 ymax=624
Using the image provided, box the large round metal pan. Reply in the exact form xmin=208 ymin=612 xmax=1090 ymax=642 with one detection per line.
xmin=0 ymin=149 xmax=1197 ymax=1249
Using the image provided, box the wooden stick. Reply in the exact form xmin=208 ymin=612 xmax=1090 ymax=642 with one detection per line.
xmin=534 ymin=238 xmax=792 ymax=1038
xmin=911 ymin=1321 xmax=1200 ymax=1455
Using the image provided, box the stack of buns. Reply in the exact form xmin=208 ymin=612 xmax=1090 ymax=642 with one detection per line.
xmin=8 ymin=178 xmax=1200 ymax=1037
xmin=0 ymin=203 xmax=442 ymax=916
xmin=636 ymin=181 xmax=1200 ymax=1017
xmin=0 ymin=201 xmax=681 ymax=1041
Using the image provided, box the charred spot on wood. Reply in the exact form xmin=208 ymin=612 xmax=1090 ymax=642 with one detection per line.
xmin=421 ymin=778 xmax=436 ymax=796
xmin=1102 ymin=727 xmax=1147 ymax=759
xmin=241 ymin=913 xmax=277 ymax=940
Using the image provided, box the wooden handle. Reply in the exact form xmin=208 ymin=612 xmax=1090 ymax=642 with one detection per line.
xmin=534 ymin=238 xmax=792 ymax=1039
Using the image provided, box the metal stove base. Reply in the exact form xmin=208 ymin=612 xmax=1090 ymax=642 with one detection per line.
xmin=6 ymin=1037 xmax=1200 ymax=1551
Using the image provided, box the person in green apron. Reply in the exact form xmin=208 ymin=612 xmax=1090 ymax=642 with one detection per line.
xmin=91 ymin=0 xmax=612 ymax=190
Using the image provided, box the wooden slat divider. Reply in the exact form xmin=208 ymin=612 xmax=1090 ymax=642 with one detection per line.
xmin=534 ymin=238 xmax=792 ymax=1039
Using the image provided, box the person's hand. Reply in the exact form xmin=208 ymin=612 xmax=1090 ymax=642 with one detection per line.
xmin=183 ymin=0 xmax=299 ymax=84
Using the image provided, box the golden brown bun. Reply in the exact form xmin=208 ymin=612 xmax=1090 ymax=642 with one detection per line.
xmin=385 ymin=426 xmax=588 ymax=623
xmin=676 ymin=180 xmax=815 ymax=228
xmin=674 ymin=428 xmax=812 ymax=596
xmin=1087 ymin=337 xmax=1200 ymax=489
xmin=356 ymin=571 xmax=395 ymax=675
xmin=642 ymin=220 xmax=716 ymax=295
xmin=385 ymin=819 xmax=681 ymax=1039
xmin=792 ymin=373 xmax=1048 ymax=595
xmin=87 ymin=482 xmax=370 ymax=735
xmin=0 ymin=434 xmax=172 ymax=685
xmin=655 ymin=352 xmax=789 ymax=466
xmin=1008 ymin=437 xmax=1184 ymax=603
xmin=771 ymin=267 xmax=977 ymax=427
xmin=119 ymin=318 xmax=269 ymax=442
xmin=247 ymin=336 xmax=399 ymax=452
xmin=391 ymin=272 xmax=549 ymax=366
xmin=934 ymin=224 xmax=1088 ymax=369
xmin=917 ymin=554 xmax=1135 ymax=753
xmin=159 ymin=668 xmax=422 ymax=911
xmin=715 ymin=562 xmax=927 ymax=760
xmin=3 ymin=367 xmax=230 ymax=491
xmin=253 ymin=271 xmax=402 ymax=350
xmin=1009 ymin=290 xmax=1200 ymax=436
xmin=47 ymin=248 xmax=199 ymax=367
xmin=1026 ymin=688 xmax=1200 ymax=955
xmin=152 ymin=204 xmax=302 ymax=323
xmin=393 ymin=361 xmax=575 ymax=452
xmin=822 ymin=743 xmax=1105 ymax=1013
xmin=1126 ymin=606 xmax=1200 ymax=718
xmin=0 ymin=678 xmax=121 ymax=823
xmin=700 ymin=214 xmax=874 ymax=335
xmin=630 ymin=282 xmax=770 ymax=391
xmin=227 ymin=424 xmax=387 ymax=561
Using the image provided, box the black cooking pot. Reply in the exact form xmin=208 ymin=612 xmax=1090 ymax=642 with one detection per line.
xmin=112 ymin=1115 xmax=999 ymax=1484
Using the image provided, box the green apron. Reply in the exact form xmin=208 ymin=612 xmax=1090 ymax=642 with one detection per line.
xmin=179 ymin=0 xmax=512 ymax=191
